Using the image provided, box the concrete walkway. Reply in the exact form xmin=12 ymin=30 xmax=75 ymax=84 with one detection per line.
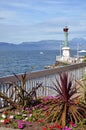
xmin=0 ymin=127 xmax=19 ymax=130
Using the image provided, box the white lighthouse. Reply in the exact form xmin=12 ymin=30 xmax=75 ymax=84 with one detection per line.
xmin=55 ymin=27 xmax=82 ymax=65
xmin=56 ymin=27 xmax=71 ymax=63
xmin=62 ymin=26 xmax=70 ymax=61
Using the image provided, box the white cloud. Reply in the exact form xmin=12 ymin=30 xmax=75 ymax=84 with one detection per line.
xmin=0 ymin=0 xmax=86 ymax=43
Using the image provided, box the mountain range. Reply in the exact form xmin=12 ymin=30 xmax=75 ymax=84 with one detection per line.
xmin=0 ymin=38 xmax=86 ymax=50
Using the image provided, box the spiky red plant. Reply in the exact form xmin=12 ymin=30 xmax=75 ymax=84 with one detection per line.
xmin=39 ymin=72 xmax=86 ymax=127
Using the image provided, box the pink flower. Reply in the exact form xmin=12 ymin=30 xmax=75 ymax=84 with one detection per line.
xmin=62 ymin=126 xmax=72 ymax=130
xmin=25 ymin=107 xmax=29 ymax=110
xmin=18 ymin=123 xmax=24 ymax=129
xmin=25 ymin=121 xmax=30 ymax=125
xmin=69 ymin=121 xmax=77 ymax=127
xmin=9 ymin=115 xmax=14 ymax=119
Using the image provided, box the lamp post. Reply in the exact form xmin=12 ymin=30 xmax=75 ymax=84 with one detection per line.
xmin=77 ymin=43 xmax=82 ymax=59
xmin=60 ymin=43 xmax=61 ymax=58
xmin=77 ymin=43 xmax=79 ymax=59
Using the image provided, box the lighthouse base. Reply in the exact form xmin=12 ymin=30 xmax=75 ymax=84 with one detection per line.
xmin=62 ymin=47 xmax=70 ymax=60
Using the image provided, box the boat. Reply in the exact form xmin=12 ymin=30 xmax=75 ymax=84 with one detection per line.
xmin=44 ymin=65 xmax=51 ymax=69
xmin=40 ymin=52 xmax=43 ymax=54
xmin=78 ymin=50 xmax=86 ymax=53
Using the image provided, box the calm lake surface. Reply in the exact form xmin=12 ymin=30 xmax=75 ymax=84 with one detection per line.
xmin=0 ymin=50 xmax=77 ymax=77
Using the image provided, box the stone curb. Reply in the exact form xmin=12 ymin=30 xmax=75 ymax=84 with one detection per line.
xmin=0 ymin=127 xmax=19 ymax=130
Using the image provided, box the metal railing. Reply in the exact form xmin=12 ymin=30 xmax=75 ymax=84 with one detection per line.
xmin=0 ymin=62 xmax=86 ymax=108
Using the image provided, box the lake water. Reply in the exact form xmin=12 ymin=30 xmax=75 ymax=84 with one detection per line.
xmin=0 ymin=50 xmax=77 ymax=77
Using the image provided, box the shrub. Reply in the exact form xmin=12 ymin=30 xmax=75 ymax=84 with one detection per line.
xmin=77 ymin=74 xmax=86 ymax=103
xmin=38 ymin=73 xmax=86 ymax=127
xmin=0 ymin=72 xmax=43 ymax=110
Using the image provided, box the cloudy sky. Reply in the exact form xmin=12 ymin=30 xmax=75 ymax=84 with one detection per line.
xmin=0 ymin=0 xmax=86 ymax=44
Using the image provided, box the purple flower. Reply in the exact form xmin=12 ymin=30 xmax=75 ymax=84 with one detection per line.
xmin=72 ymin=123 xmax=77 ymax=127
xmin=85 ymin=114 xmax=86 ymax=118
xmin=43 ymin=96 xmax=53 ymax=101
xmin=62 ymin=126 xmax=72 ymax=130
xmin=25 ymin=121 xmax=30 ymax=125
xmin=17 ymin=120 xmax=30 ymax=128
xmin=29 ymin=109 xmax=32 ymax=113
xmin=18 ymin=123 xmax=24 ymax=129
xmin=34 ymin=104 xmax=41 ymax=109
xmin=42 ymin=107 xmax=48 ymax=111
xmin=25 ymin=107 xmax=29 ymax=110
xmin=69 ymin=121 xmax=77 ymax=127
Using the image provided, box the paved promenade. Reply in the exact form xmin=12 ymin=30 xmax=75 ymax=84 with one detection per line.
xmin=0 ymin=127 xmax=19 ymax=130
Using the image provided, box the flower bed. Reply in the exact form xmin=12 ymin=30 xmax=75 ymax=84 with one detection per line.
xmin=0 ymin=72 xmax=86 ymax=130
xmin=0 ymin=97 xmax=86 ymax=130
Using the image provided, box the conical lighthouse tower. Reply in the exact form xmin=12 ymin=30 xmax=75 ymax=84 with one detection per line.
xmin=62 ymin=26 xmax=70 ymax=61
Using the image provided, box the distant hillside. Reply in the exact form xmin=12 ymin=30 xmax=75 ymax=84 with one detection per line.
xmin=69 ymin=38 xmax=86 ymax=50
xmin=20 ymin=40 xmax=61 ymax=50
xmin=0 ymin=38 xmax=86 ymax=50
xmin=0 ymin=42 xmax=17 ymax=50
